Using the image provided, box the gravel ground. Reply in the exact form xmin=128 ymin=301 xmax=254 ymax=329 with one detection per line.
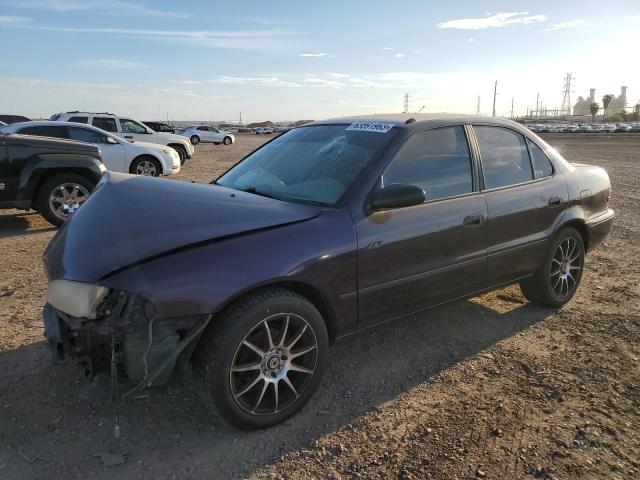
xmin=0 ymin=133 xmax=638 ymax=479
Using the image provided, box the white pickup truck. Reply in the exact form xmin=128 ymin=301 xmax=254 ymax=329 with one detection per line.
xmin=50 ymin=111 xmax=194 ymax=164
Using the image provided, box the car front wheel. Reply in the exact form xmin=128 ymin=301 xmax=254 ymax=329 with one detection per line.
xmin=36 ymin=173 xmax=94 ymax=227
xmin=190 ymin=135 xmax=200 ymax=145
xmin=520 ymin=227 xmax=585 ymax=308
xmin=130 ymin=156 xmax=161 ymax=177
xmin=194 ymin=288 xmax=329 ymax=429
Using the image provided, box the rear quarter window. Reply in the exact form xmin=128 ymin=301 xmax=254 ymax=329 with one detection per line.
xmin=18 ymin=125 xmax=70 ymax=139
xmin=526 ymin=138 xmax=554 ymax=179
xmin=92 ymin=117 xmax=118 ymax=132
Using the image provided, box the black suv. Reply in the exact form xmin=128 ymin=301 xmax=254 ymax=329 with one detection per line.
xmin=0 ymin=132 xmax=104 ymax=226
xmin=142 ymin=121 xmax=175 ymax=134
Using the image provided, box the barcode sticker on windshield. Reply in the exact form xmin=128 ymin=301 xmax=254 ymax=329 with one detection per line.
xmin=346 ymin=121 xmax=395 ymax=133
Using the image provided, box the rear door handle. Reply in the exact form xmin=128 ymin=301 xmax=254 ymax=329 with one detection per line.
xmin=548 ymin=196 xmax=562 ymax=206
xmin=124 ymin=135 xmax=133 ymax=139
xmin=463 ymin=213 xmax=484 ymax=226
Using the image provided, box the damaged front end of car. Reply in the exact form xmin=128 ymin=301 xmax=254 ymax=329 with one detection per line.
xmin=43 ymin=281 xmax=211 ymax=393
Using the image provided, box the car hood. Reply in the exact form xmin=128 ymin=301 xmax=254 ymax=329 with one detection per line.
xmin=43 ymin=172 xmax=322 ymax=282
xmin=154 ymin=132 xmax=190 ymax=144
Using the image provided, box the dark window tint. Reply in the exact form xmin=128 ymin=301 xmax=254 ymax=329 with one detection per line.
xmin=92 ymin=117 xmax=118 ymax=132
xmin=68 ymin=116 xmax=88 ymax=124
xmin=120 ymin=119 xmax=148 ymax=134
xmin=383 ymin=126 xmax=473 ymax=201
xmin=475 ymin=126 xmax=533 ymax=189
xmin=197 ymin=126 xmax=209 ymax=131
xmin=527 ymin=139 xmax=553 ymax=179
xmin=158 ymin=123 xmax=174 ymax=132
xmin=67 ymin=127 xmax=106 ymax=143
xmin=18 ymin=125 xmax=69 ymax=139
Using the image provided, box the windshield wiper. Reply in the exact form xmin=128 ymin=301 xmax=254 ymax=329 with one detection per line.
xmin=239 ymin=187 xmax=282 ymax=200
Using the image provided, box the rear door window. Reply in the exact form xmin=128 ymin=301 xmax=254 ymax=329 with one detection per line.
xmin=474 ymin=126 xmax=533 ymax=189
xmin=382 ymin=126 xmax=474 ymax=201
xmin=92 ymin=117 xmax=118 ymax=132
xmin=18 ymin=125 xmax=70 ymax=139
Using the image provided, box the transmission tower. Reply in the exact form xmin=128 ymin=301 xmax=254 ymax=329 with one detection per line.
xmin=560 ymin=73 xmax=575 ymax=116
xmin=403 ymin=93 xmax=410 ymax=114
xmin=476 ymin=96 xmax=481 ymax=115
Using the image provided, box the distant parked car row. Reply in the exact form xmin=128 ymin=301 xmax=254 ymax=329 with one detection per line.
xmin=526 ymin=122 xmax=640 ymax=134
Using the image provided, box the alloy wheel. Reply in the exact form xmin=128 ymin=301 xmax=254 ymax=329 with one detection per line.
xmin=48 ymin=182 xmax=90 ymax=221
xmin=135 ymin=160 xmax=158 ymax=176
xmin=229 ymin=313 xmax=318 ymax=415
xmin=550 ymin=237 xmax=582 ymax=297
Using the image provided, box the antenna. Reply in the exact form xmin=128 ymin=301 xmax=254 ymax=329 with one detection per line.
xmin=415 ymin=105 xmax=425 ymax=114
xmin=403 ymin=93 xmax=410 ymax=114
xmin=492 ymin=80 xmax=497 ymax=117
xmin=561 ymin=73 xmax=575 ymax=116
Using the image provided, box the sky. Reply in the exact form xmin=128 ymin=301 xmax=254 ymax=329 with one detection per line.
xmin=0 ymin=0 xmax=639 ymax=123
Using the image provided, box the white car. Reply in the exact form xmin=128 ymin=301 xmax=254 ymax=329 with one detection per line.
xmin=1 ymin=121 xmax=180 ymax=177
xmin=49 ymin=112 xmax=194 ymax=165
xmin=179 ymin=125 xmax=235 ymax=145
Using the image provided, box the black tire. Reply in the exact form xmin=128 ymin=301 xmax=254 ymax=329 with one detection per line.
xmin=130 ymin=156 xmax=161 ymax=177
xmin=36 ymin=173 xmax=94 ymax=227
xmin=214 ymin=142 xmax=220 ymax=145
xmin=223 ymin=136 xmax=232 ymax=145
xmin=193 ymin=288 xmax=329 ymax=429
xmin=170 ymin=145 xmax=187 ymax=165
xmin=190 ymin=135 xmax=200 ymax=145
xmin=519 ymin=227 xmax=585 ymax=308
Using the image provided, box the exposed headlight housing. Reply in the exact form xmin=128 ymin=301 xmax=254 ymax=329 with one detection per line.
xmin=46 ymin=280 xmax=108 ymax=319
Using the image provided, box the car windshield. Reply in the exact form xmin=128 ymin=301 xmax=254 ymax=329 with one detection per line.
xmin=217 ymin=124 xmax=398 ymax=206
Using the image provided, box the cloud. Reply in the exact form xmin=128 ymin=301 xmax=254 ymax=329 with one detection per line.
xmin=12 ymin=25 xmax=302 ymax=51
xmin=212 ymin=76 xmax=301 ymax=87
xmin=337 ymin=100 xmax=351 ymax=104
xmin=467 ymin=37 xmax=475 ymax=42
xmin=383 ymin=46 xmax=393 ymax=50
xmin=75 ymin=58 xmax=149 ymax=70
xmin=348 ymin=77 xmax=389 ymax=88
xmin=4 ymin=0 xmax=190 ymax=19
xmin=438 ymin=12 xmax=547 ymax=30
xmin=544 ymin=19 xmax=588 ymax=31
xmin=395 ymin=53 xmax=407 ymax=58
xmin=304 ymin=78 xmax=344 ymax=89
xmin=326 ymin=72 xmax=351 ymax=79
xmin=299 ymin=52 xmax=327 ymax=57
xmin=0 ymin=15 xmax=29 ymax=23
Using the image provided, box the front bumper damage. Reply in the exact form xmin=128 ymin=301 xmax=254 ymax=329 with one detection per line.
xmin=43 ymin=290 xmax=211 ymax=391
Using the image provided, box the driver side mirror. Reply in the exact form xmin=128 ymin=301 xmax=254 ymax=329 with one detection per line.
xmin=370 ymin=184 xmax=426 ymax=211
xmin=106 ymin=136 xmax=118 ymax=145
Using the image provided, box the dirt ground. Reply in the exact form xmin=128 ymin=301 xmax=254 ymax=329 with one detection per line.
xmin=0 ymin=133 xmax=638 ymax=479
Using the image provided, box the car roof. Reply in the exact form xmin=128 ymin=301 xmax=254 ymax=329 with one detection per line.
xmin=9 ymin=120 xmax=101 ymax=129
xmin=310 ymin=113 xmax=523 ymax=129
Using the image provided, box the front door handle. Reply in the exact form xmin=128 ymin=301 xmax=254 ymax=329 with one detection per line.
xmin=548 ymin=195 xmax=562 ymax=206
xmin=463 ymin=213 xmax=484 ymax=226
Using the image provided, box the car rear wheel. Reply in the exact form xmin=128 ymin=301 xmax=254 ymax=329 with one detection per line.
xmin=520 ymin=227 xmax=585 ymax=308
xmin=194 ymin=288 xmax=329 ymax=429
xmin=36 ymin=174 xmax=94 ymax=227
xmin=223 ymin=136 xmax=232 ymax=145
xmin=130 ymin=156 xmax=161 ymax=177
xmin=190 ymin=135 xmax=200 ymax=145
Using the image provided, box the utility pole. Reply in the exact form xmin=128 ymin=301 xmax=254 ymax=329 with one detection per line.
xmin=403 ymin=93 xmax=410 ymax=114
xmin=561 ymin=73 xmax=575 ymax=116
xmin=476 ymin=96 xmax=481 ymax=115
xmin=511 ymin=98 xmax=514 ymax=118
xmin=535 ymin=93 xmax=540 ymax=117
xmin=492 ymin=80 xmax=497 ymax=117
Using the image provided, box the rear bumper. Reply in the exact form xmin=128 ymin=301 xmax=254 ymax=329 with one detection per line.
xmin=586 ymin=208 xmax=614 ymax=251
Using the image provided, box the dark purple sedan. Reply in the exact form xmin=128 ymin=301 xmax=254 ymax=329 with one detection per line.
xmin=42 ymin=114 xmax=614 ymax=429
